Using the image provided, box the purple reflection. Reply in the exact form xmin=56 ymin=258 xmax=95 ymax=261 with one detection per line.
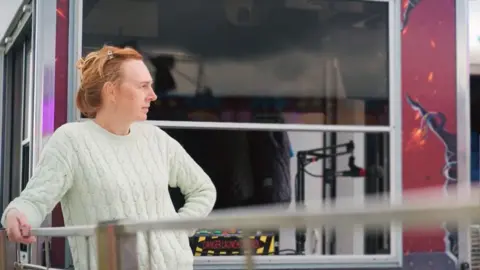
xmin=42 ymin=66 xmax=55 ymax=135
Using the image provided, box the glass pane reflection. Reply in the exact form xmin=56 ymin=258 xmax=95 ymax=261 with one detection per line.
xmin=163 ymin=128 xmax=391 ymax=255
xmin=82 ymin=0 xmax=389 ymax=125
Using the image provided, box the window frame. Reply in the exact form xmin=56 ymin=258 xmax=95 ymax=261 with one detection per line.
xmin=471 ymin=0 xmax=480 ymax=76
xmin=1 ymin=3 xmax=34 ymax=213
xmin=0 ymin=1 xmax=35 ymax=266
xmin=457 ymin=0 xmax=473 ymax=266
xmin=70 ymin=0 xmax=403 ymax=268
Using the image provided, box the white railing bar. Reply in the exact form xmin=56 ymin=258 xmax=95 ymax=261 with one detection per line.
xmin=15 ymin=262 xmax=64 ymax=270
xmin=23 ymin=188 xmax=480 ymax=237
xmin=30 ymin=224 xmax=96 ymax=237
xmin=119 ymin=198 xmax=480 ymax=234
xmin=147 ymin=120 xmax=393 ymax=133
xmin=79 ymin=118 xmax=392 ymax=133
xmin=27 ymin=200 xmax=480 ymax=236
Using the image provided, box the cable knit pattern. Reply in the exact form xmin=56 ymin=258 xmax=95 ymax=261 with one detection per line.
xmin=1 ymin=120 xmax=217 ymax=270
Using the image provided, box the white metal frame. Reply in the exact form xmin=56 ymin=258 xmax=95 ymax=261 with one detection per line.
xmin=67 ymin=0 xmax=402 ymax=268
xmin=456 ymin=0 xmax=472 ymax=266
xmin=30 ymin=0 xmax=58 ymax=266
xmin=31 ymin=0 xmax=58 ymax=168
xmin=389 ymin=0 xmax=403 ymax=266
xmin=0 ymin=44 xmax=5 ymax=209
xmin=67 ymin=0 xmax=82 ymax=125
xmin=130 ymin=121 xmax=392 ymax=133
xmin=470 ymin=0 xmax=480 ymax=75
xmin=65 ymin=1 xmax=83 ymax=265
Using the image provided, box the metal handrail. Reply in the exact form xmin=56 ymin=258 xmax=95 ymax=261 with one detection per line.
xmin=1 ymin=188 xmax=479 ymax=269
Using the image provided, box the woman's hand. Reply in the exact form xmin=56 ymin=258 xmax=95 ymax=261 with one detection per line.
xmin=5 ymin=209 xmax=36 ymax=244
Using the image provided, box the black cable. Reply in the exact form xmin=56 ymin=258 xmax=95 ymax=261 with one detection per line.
xmin=303 ymin=169 xmax=323 ymax=178
xmin=298 ymin=160 xmax=323 ymax=178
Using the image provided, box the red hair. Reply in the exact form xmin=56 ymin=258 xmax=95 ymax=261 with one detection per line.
xmin=76 ymin=45 xmax=143 ymax=118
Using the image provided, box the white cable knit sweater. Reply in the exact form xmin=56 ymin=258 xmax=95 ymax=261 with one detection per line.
xmin=0 ymin=120 xmax=217 ymax=270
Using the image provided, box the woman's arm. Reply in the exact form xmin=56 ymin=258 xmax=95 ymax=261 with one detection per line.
xmin=1 ymin=125 xmax=76 ymax=228
xmin=163 ymin=132 xmax=217 ymax=220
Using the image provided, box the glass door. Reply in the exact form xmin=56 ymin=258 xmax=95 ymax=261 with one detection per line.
xmin=1 ymin=15 xmax=34 ymax=265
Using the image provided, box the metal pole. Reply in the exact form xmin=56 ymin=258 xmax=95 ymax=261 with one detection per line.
xmin=0 ymin=230 xmax=7 ymax=270
xmin=31 ymin=0 xmax=58 ymax=264
xmin=241 ymin=230 xmax=255 ymax=270
xmin=0 ymin=230 xmax=16 ymax=270
xmin=455 ymin=0 xmax=472 ymax=266
xmin=96 ymin=220 xmax=138 ymax=270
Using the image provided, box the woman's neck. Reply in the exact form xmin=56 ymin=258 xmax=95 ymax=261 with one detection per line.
xmin=94 ymin=113 xmax=131 ymax=136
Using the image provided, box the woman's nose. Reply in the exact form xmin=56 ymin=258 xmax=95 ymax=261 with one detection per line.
xmin=149 ymin=89 xmax=157 ymax=101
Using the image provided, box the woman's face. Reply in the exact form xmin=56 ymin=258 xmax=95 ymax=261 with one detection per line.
xmin=113 ymin=59 xmax=157 ymax=121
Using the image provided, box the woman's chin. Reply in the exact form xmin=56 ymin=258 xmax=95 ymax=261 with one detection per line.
xmin=137 ymin=113 xmax=148 ymax=121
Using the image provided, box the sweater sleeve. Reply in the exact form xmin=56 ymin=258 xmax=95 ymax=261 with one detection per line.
xmin=162 ymin=131 xmax=217 ymax=223
xmin=1 ymin=125 xmax=76 ymax=228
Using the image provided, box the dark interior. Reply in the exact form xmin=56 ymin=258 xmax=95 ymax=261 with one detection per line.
xmin=81 ymin=0 xmax=391 ymax=256
xmin=471 ymin=75 xmax=480 ymax=183
xmin=471 ymin=75 xmax=480 ymax=132
xmin=82 ymin=0 xmax=389 ymax=126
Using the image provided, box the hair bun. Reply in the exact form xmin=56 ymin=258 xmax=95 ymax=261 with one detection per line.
xmin=76 ymin=58 xmax=88 ymax=81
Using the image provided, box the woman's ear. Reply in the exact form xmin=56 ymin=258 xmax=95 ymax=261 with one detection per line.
xmin=102 ymin=81 xmax=117 ymax=103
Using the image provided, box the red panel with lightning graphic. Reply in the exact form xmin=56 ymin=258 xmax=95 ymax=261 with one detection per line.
xmin=401 ymin=0 xmax=458 ymax=261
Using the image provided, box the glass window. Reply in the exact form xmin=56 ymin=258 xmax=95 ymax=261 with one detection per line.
xmin=82 ymin=0 xmax=389 ymax=126
xmin=21 ymin=142 xmax=30 ymax=191
xmin=0 ymin=13 xmax=35 ymax=267
xmin=6 ymin=44 xmax=26 ymax=202
xmin=22 ymin=41 xmax=33 ymax=141
xmin=162 ymin=128 xmax=391 ymax=256
xmin=1 ymin=20 xmax=32 ymax=215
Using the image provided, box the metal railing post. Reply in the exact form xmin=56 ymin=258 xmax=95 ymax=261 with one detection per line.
xmin=241 ymin=230 xmax=255 ymax=270
xmin=96 ymin=220 xmax=138 ymax=270
xmin=0 ymin=230 xmax=15 ymax=270
xmin=0 ymin=230 xmax=7 ymax=270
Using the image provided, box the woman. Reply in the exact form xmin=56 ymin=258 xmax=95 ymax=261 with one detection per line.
xmin=1 ymin=45 xmax=217 ymax=270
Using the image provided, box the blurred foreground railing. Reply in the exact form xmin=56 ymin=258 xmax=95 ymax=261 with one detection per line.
xmin=1 ymin=188 xmax=480 ymax=270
